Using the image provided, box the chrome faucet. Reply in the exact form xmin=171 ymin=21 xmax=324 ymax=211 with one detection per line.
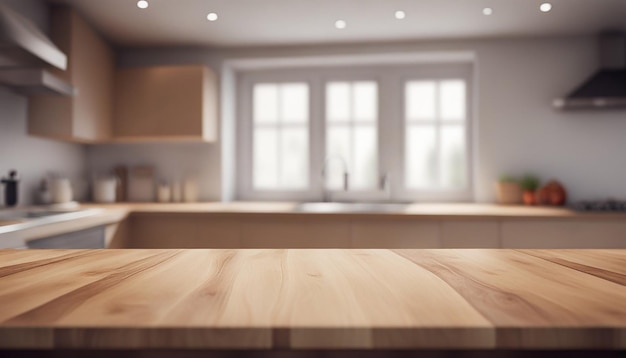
xmin=321 ymin=155 xmax=349 ymax=202
xmin=380 ymin=172 xmax=392 ymax=200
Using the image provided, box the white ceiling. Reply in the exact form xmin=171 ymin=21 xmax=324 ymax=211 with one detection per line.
xmin=49 ymin=0 xmax=626 ymax=47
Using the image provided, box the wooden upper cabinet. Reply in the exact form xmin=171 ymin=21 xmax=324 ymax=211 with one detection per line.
xmin=113 ymin=65 xmax=218 ymax=142
xmin=28 ymin=6 xmax=114 ymax=143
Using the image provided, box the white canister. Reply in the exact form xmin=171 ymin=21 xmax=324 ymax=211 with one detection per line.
xmin=51 ymin=178 xmax=73 ymax=204
xmin=157 ymin=184 xmax=172 ymax=203
xmin=183 ymin=177 xmax=199 ymax=203
xmin=93 ymin=177 xmax=117 ymax=203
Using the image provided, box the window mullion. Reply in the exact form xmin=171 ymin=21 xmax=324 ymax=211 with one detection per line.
xmin=349 ymin=83 xmax=355 ymax=188
xmin=435 ymin=82 xmax=442 ymax=190
xmin=311 ymin=77 xmax=323 ymax=195
xmin=276 ymin=85 xmax=282 ymax=188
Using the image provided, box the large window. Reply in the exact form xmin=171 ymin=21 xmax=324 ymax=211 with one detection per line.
xmin=405 ymin=80 xmax=467 ymax=190
xmin=325 ymin=81 xmax=378 ymax=190
xmin=252 ymin=83 xmax=309 ymax=190
xmin=237 ymin=63 xmax=473 ymax=202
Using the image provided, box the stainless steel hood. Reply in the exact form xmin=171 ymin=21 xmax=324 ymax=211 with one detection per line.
xmin=0 ymin=4 xmax=74 ymax=96
xmin=554 ymin=32 xmax=626 ymax=109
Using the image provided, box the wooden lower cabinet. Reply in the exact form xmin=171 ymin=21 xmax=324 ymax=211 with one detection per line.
xmin=352 ymin=220 xmax=440 ymax=248
xmin=105 ymin=220 xmax=130 ymax=249
xmin=240 ymin=217 xmax=351 ymax=248
xmin=129 ymin=215 xmax=241 ymax=248
xmin=441 ymin=221 xmax=500 ymax=248
xmin=128 ymin=216 xmax=439 ymax=249
xmin=124 ymin=215 xmax=626 ymax=249
xmin=500 ymin=220 xmax=626 ymax=249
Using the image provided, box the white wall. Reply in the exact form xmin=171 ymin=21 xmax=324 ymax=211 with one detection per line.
xmin=0 ymin=0 xmax=86 ymax=206
xmin=87 ymin=35 xmax=626 ymax=202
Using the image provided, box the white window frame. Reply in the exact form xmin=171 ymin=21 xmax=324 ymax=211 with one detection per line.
xmin=394 ymin=64 xmax=474 ymax=202
xmin=319 ymin=70 xmax=387 ymax=202
xmin=236 ymin=63 xmax=474 ymax=202
xmin=237 ymin=70 xmax=322 ymax=201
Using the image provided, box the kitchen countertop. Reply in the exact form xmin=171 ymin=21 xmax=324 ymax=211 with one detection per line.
xmin=83 ymin=202 xmax=626 ymax=219
xmin=2 ymin=202 xmax=625 ymax=248
xmin=0 ymin=206 xmax=129 ymax=248
xmin=0 ymin=249 xmax=624 ymax=350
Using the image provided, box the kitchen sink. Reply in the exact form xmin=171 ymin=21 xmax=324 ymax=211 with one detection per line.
xmin=23 ymin=211 xmax=78 ymax=219
xmin=0 ymin=208 xmax=103 ymax=235
xmin=296 ymin=202 xmax=411 ymax=213
xmin=0 ymin=209 xmax=83 ymax=221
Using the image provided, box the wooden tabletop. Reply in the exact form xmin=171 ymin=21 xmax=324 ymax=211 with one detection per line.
xmin=0 ymin=249 xmax=624 ymax=350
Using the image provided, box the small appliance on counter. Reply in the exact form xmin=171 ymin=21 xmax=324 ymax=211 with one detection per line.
xmin=571 ymin=199 xmax=626 ymax=212
xmin=1 ymin=170 xmax=19 ymax=207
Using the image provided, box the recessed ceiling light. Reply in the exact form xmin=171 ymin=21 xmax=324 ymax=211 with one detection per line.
xmin=395 ymin=10 xmax=406 ymax=20
xmin=482 ymin=7 xmax=493 ymax=16
xmin=207 ymin=12 xmax=218 ymax=21
xmin=137 ymin=0 xmax=148 ymax=9
xmin=335 ymin=20 xmax=346 ymax=29
xmin=540 ymin=3 xmax=552 ymax=12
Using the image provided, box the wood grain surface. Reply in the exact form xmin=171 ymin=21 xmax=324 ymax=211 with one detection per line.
xmin=0 ymin=249 xmax=624 ymax=350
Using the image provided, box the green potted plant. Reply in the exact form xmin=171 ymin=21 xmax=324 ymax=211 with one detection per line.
xmin=496 ymin=175 xmax=522 ymax=205
xmin=519 ymin=175 xmax=540 ymax=205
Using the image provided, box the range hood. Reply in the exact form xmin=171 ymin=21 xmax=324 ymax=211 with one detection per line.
xmin=0 ymin=4 xmax=74 ymax=96
xmin=554 ymin=32 xmax=626 ymax=109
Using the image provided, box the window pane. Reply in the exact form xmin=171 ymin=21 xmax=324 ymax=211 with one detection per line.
xmin=253 ymin=128 xmax=278 ymax=189
xmin=406 ymin=126 xmax=437 ymax=189
xmin=326 ymin=126 xmax=351 ymax=190
xmin=440 ymin=125 xmax=466 ymax=189
xmin=253 ymin=84 xmax=278 ymax=124
xmin=326 ymin=82 xmax=350 ymax=122
xmin=280 ymin=128 xmax=308 ymax=189
xmin=440 ymin=80 xmax=466 ymax=121
xmin=352 ymin=126 xmax=377 ymax=190
xmin=406 ymin=81 xmax=436 ymax=121
xmin=281 ymin=83 xmax=309 ymax=123
xmin=353 ymin=81 xmax=377 ymax=123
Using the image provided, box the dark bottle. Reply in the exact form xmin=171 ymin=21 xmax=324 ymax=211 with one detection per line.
xmin=1 ymin=170 xmax=18 ymax=207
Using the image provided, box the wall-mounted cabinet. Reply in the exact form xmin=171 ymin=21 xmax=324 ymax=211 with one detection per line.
xmin=27 ymin=7 xmax=218 ymax=143
xmin=113 ymin=65 xmax=218 ymax=142
xmin=28 ymin=6 xmax=114 ymax=143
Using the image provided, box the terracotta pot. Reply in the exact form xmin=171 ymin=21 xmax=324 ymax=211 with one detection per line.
xmin=522 ymin=190 xmax=537 ymax=206
xmin=537 ymin=180 xmax=567 ymax=206
xmin=549 ymin=190 xmax=566 ymax=206
xmin=496 ymin=182 xmax=522 ymax=205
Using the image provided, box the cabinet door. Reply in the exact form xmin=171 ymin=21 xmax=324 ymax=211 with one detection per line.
xmin=130 ymin=215 xmax=240 ymax=248
xmin=441 ymin=221 xmax=499 ymax=248
xmin=27 ymin=226 xmax=105 ymax=249
xmin=114 ymin=66 xmax=217 ymax=141
xmin=240 ymin=217 xmax=351 ymax=248
xmin=501 ymin=220 xmax=626 ymax=249
xmin=71 ymin=8 xmax=114 ymax=141
xmin=351 ymin=220 xmax=441 ymax=248
xmin=28 ymin=6 xmax=114 ymax=142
